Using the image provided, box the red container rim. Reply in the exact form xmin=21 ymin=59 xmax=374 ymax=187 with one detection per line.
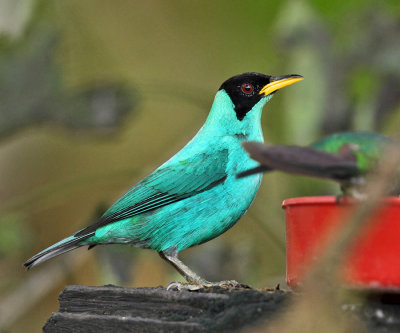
xmin=282 ymin=196 xmax=400 ymax=209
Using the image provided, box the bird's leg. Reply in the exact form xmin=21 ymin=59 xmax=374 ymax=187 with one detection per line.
xmin=335 ymin=185 xmax=347 ymax=205
xmin=159 ymin=248 xmax=208 ymax=286
xmin=159 ymin=249 xmax=250 ymax=290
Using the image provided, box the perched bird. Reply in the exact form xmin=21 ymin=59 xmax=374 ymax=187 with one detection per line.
xmin=238 ymin=132 xmax=393 ymax=198
xmin=24 ymin=72 xmax=303 ymax=287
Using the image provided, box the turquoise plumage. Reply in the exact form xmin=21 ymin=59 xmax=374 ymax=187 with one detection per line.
xmin=24 ymin=72 xmax=303 ymax=286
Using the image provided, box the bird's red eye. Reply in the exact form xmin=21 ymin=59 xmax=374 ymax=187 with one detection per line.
xmin=241 ymin=83 xmax=254 ymax=94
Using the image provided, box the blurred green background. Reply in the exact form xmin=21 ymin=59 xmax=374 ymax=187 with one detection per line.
xmin=0 ymin=0 xmax=399 ymax=331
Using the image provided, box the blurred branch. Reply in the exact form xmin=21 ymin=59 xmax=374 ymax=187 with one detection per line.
xmin=257 ymin=140 xmax=400 ymax=333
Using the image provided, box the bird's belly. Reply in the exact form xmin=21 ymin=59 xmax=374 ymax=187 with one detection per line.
xmin=92 ymin=174 xmax=262 ymax=252
xmin=148 ymin=174 xmax=262 ymax=251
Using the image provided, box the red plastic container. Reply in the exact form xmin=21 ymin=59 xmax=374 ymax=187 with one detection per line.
xmin=282 ymin=196 xmax=400 ymax=291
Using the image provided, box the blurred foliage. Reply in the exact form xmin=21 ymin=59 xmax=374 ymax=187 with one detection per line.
xmin=0 ymin=0 xmax=399 ymax=332
xmin=0 ymin=213 xmax=30 ymax=257
xmin=0 ymin=4 xmax=136 ymax=136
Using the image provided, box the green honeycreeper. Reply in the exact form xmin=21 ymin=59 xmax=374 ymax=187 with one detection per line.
xmin=24 ymin=72 xmax=303 ymax=286
xmin=238 ymin=132 xmax=393 ymax=198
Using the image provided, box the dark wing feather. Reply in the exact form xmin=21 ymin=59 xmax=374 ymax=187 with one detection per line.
xmin=236 ymin=165 xmax=272 ymax=178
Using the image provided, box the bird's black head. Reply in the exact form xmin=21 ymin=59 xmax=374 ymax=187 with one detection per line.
xmin=219 ymin=72 xmax=303 ymax=121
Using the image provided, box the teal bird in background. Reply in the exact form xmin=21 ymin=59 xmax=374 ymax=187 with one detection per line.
xmin=24 ymin=72 xmax=303 ymax=286
xmin=238 ymin=132 xmax=393 ymax=198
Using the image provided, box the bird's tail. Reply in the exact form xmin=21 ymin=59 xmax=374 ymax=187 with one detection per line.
xmin=23 ymin=231 xmax=95 ymax=270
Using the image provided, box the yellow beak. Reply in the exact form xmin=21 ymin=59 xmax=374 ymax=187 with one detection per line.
xmin=259 ymin=74 xmax=303 ymax=96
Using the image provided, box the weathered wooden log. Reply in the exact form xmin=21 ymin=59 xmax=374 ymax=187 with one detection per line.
xmin=43 ymin=285 xmax=400 ymax=332
xmin=43 ymin=285 xmax=288 ymax=332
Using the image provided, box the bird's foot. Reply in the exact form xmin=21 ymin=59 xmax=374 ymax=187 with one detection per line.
xmin=166 ymin=280 xmax=251 ymax=291
xmin=166 ymin=281 xmax=204 ymax=291
xmin=204 ymin=280 xmax=251 ymax=289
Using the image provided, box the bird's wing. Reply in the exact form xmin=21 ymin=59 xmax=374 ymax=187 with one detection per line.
xmin=241 ymin=142 xmax=359 ymax=180
xmin=74 ymin=150 xmax=229 ymax=237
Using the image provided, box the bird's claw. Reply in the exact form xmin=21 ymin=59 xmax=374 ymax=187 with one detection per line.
xmin=166 ymin=282 xmax=203 ymax=291
xmin=205 ymin=280 xmax=251 ymax=289
xmin=166 ymin=280 xmax=251 ymax=291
